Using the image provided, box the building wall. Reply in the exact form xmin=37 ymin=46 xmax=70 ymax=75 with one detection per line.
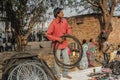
xmin=67 ymin=15 xmax=120 ymax=44
xmin=109 ymin=17 xmax=120 ymax=44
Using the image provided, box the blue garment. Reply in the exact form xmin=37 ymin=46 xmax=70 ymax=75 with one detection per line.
xmin=80 ymin=43 xmax=88 ymax=69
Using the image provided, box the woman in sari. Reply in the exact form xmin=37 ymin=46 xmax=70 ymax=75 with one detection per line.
xmin=87 ymin=38 xmax=96 ymax=67
xmin=80 ymin=39 xmax=89 ymax=69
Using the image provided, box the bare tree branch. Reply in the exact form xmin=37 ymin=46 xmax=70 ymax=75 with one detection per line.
xmin=86 ymin=0 xmax=99 ymax=7
xmin=99 ymin=0 xmax=106 ymax=15
xmin=24 ymin=4 xmax=44 ymax=38
xmin=110 ymin=0 xmax=117 ymax=16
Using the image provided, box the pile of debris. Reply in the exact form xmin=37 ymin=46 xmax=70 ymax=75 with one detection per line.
xmin=88 ymin=60 xmax=120 ymax=80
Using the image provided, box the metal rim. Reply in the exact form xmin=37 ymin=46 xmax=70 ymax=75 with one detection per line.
xmin=7 ymin=61 xmax=48 ymax=80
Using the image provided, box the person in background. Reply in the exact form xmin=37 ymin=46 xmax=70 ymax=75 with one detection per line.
xmin=46 ymin=7 xmax=72 ymax=80
xmin=99 ymin=30 xmax=107 ymax=50
xmin=79 ymin=39 xmax=88 ymax=69
xmin=116 ymin=44 xmax=120 ymax=58
xmin=11 ymin=33 xmax=16 ymax=51
xmin=37 ymin=30 xmax=42 ymax=41
xmin=101 ymin=38 xmax=111 ymax=65
xmin=87 ymin=38 xmax=96 ymax=67
xmin=32 ymin=31 xmax=36 ymax=41
xmin=0 ymin=36 xmax=4 ymax=52
xmin=1 ymin=31 xmax=6 ymax=43
xmin=102 ymin=38 xmax=110 ymax=53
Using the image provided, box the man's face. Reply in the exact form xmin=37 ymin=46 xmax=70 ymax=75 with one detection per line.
xmin=57 ymin=10 xmax=64 ymax=18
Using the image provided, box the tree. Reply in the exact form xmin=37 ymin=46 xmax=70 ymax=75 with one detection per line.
xmin=0 ymin=0 xmax=89 ymax=51
xmin=43 ymin=0 xmax=120 ymax=36
xmin=77 ymin=0 xmax=120 ymax=50
xmin=0 ymin=0 xmax=45 ymax=51
xmin=81 ymin=0 xmax=120 ymax=37
xmin=79 ymin=0 xmax=120 ymax=50
xmin=1 ymin=0 xmax=120 ymax=51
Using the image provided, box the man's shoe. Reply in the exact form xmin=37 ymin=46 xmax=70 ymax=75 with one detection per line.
xmin=63 ymin=75 xmax=72 ymax=79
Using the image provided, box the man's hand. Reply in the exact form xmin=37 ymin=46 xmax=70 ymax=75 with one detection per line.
xmin=58 ymin=34 xmax=67 ymax=43
xmin=58 ymin=37 xmax=66 ymax=43
xmin=58 ymin=38 xmax=64 ymax=43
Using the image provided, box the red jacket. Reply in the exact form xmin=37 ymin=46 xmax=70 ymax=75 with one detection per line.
xmin=46 ymin=18 xmax=71 ymax=49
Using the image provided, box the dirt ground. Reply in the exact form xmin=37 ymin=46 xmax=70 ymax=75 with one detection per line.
xmin=0 ymin=41 xmax=117 ymax=80
xmin=0 ymin=53 xmax=100 ymax=79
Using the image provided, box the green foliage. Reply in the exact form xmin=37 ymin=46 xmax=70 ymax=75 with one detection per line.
xmin=0 ymin=0 xmax=46 ymax=35
xmin=1 ymin=0 xmax=119 ymax=35
xmin=68 ymin=0 xmax=74 ymax=5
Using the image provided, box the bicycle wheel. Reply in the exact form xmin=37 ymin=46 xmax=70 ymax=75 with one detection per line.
xmin=53 ymin=34 xmax=83 ymax=68
xmin=8 ymin=61 xmax=48 ymax=80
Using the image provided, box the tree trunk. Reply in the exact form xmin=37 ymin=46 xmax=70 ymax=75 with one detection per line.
xmin=16 ymin=35 xmax=27 ymax=51
xmin=102 ymin=13 xmax=113 ymax=39
xmin=104 ymin=16 xmax=113 ymax=39
xmin=16 ymin=35 xmax=22 ymax=51
xmin=98 ymin=15 xmax=113 ymax=51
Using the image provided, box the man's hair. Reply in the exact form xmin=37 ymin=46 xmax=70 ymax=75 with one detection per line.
xmin=53 ymin=7 xmax=62 ymax=18
xmin=89 ymin=38 xmax=93 ymax=42
xmin=82 ymin=39 xmax=86 ymax=44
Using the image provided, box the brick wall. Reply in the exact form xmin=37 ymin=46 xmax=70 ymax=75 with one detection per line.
xmin=109 ymin=17 xmax=120 ymax=44
xmin=67 ymin=14 xmax=120 ymax=44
